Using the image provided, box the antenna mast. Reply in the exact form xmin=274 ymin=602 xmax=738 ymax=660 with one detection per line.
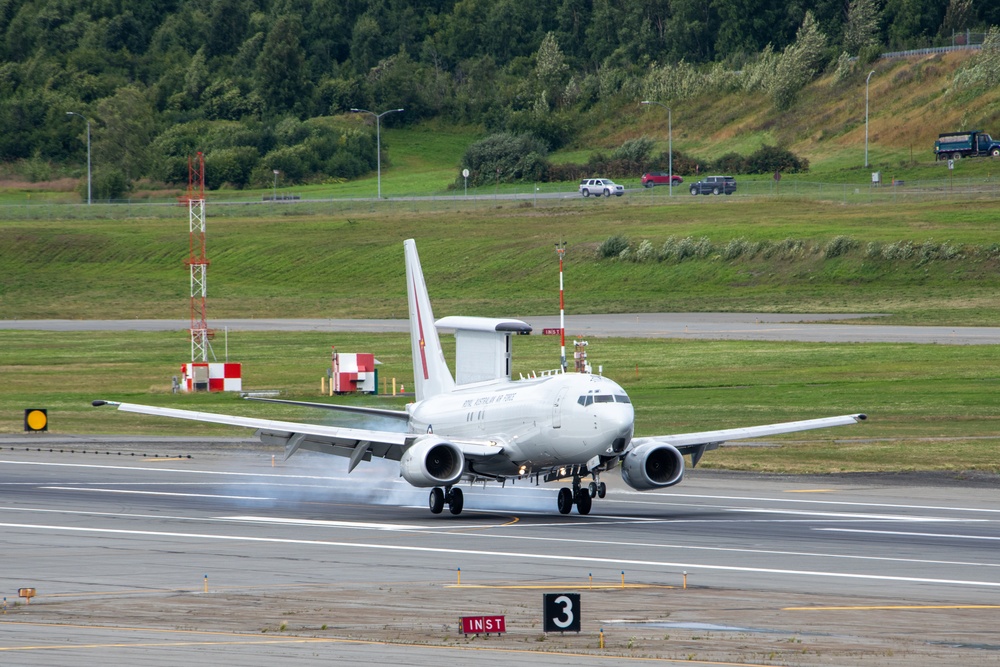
xmin=184 ymin=152 xmax=212 ymax=362
xmin=555 ymin=241 xmax=567 ymax=371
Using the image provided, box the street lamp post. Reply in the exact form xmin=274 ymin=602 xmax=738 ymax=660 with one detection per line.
xmin=865 ymin=70 xmax=875 ymax=168
xmin=350 ymin=107 xmax=404 ymax=199
xmin=65 ymin=112 xmax=91 ymax=205
xmin=640 ymin=101 xmax=672 ymax=196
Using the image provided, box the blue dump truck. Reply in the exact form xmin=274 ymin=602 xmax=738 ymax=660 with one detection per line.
xmin=934 ymin=130 xmax=1000 ymax=160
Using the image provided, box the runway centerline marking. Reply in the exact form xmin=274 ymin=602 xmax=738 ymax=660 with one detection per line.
xmin=614 ymin=489 xmax=1000 ymax=515
xmin=727 ymin=508 xmax=979 ymax=522
xmin=224 ymin=515 xmax=427 ymax=531
xmin=41 ymin=487 xmax=276 ymax=501
xmin=3 ymin=521 xmax=1000 ymax=590
xmin=818 ymin=528 xmax=1000 ymax=541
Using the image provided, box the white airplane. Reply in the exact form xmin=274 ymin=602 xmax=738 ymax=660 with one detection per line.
xmin=95 ymin=239 xmax=866 ymax=516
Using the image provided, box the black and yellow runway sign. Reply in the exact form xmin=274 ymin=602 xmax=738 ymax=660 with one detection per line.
xmin=24 ymin=409 xmax=48 ymax=432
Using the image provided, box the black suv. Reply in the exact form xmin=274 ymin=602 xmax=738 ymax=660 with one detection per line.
xmin=689 ymin=175 xmax=737 ymax=196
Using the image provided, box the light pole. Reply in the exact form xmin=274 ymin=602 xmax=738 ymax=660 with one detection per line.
xmin=272 ymin=169 xmax=279 ymax=201
xmin=65 ymin=112 xmax=91 ymax=205
xmin=641 ymin=101 xmax=672 ymax=196
xmin=350 ymin=107 xmax=404 ymax=199
xmin=865 ymin=70 xmax=875 ymax=168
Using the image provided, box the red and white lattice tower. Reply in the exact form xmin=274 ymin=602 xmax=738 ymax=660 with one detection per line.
xmin=184 ymin=153 xmax=211 ymax=363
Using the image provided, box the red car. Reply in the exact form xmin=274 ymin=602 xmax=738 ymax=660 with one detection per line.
xmin=641 ymin=171 xmax=683 ymax=188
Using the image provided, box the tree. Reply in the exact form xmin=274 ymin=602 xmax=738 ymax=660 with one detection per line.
xmin=254 ymin=16 xmax=309 ymax=114
xmin=93 ymin=85 xmax=156 ymax=184
xmin=533 ymin=32 xmax=567 ymax=109
xmin=843 ymin=0 xmax=881 ymax=55
xmin=770 ymin=11 xmax=827 ymax=110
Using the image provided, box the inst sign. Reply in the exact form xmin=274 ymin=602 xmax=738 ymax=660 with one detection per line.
xmin=542 ymin=328 xmax=563 ymax=335
xmin=460 ymin=615 xmax=506 ymax=635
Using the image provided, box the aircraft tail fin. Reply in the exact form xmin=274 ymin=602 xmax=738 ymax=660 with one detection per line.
xmin=404 ymin=239 xmax=456 ymax=401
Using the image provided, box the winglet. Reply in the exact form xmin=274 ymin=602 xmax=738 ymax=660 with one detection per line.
xmin=404 ymin=239 xmax=455 ymax=401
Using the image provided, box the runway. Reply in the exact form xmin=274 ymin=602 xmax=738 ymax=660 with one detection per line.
xmin=3 ymin=443 xmax=999 ymax=665
xmin=7 ymin=313 xmax=1000 ymax=344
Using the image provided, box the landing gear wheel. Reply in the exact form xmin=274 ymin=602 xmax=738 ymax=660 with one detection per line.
xmin=557 ymin=487 xmax=573 ymax=514
xmin=448 ymin=487 xmax=464 ymax=515
xmin=588 ymin=481 xmax=598 ymax=498
xmin=429 ymin=487 xmax=444 ymax=514
xmin=575 ymin=488 xmax=593 ymax=515
xmin=597 ymin=482 xmax=607 ymax=498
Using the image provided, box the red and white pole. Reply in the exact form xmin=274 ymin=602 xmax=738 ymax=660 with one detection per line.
xmin=555 ymin=241 xmax=567 ymax=371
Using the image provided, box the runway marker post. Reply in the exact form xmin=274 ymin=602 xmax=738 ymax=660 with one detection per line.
xmin=621 ymin=570 xmax=625 ymax=588
xmin=204 ymin=575 xmax=208 ymax=593
xmin=683 ymin=571 xmax=687 ymax=589
xmin=599 ymin=627 xmax=605 ymax=649
xmin=457 ymin=567 xmax=461 ymax=585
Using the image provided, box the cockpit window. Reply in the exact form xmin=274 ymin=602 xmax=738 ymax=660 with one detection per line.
xmin=614 ymin=394 xmax=631 ymax=404
xmin=577 ymin=395 xmax=593 ymax=406
xmin=594 ymin=395 xmax=614 ymax=403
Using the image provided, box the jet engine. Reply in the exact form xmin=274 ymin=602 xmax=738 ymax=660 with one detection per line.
xmin=620 ymin=442 xmax=685 ymax=491
xmin=399 ymin=436 xmax=465 ymax=487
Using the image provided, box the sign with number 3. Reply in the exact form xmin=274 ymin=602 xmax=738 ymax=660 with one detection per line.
xmin=543 ymin=593 xmax=581 ymax=632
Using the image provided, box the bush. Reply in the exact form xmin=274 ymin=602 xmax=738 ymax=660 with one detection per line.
xmin=205 ymin=147 xmax=258 ymax=189
xmin=824 ymin=235 xmax=857 ymax=258
xmin=745 ymin=145 xmax=809 ymax=173
xmin=612 ymin=136 xmax=654 ymax=163
xmin=460 ymin=132 xmax=549 ymax=186
xmin=597 ymin=234 xmax=631 ymax=258
xmin=93 ymin=167 xmax=129 ymax=200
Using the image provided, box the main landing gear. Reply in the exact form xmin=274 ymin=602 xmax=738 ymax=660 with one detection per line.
xmin=556 ymin=475 xmax=607 ymax=515
xmin=429 ymin=486 xmax=464 ymax=515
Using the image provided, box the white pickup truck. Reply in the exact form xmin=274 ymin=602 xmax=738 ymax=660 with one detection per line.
xmin=579 ymin=178 xmax=624 ymax=197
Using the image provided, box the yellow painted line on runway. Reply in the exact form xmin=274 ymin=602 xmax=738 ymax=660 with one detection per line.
xmin=446 ymin=583 xmax=675 ymax=590
xmin=784 ymin=604 xmax=1000 ymax=611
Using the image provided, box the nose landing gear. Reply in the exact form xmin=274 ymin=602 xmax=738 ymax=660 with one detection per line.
xmin=556 ymin=474 xmax=606 ymax=515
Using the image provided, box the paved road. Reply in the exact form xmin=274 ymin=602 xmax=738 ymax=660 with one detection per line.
xmin=6 ymin=313 xmax=1000 ymax=344
xmin=3 ymin=443 xmax=999 ymax=665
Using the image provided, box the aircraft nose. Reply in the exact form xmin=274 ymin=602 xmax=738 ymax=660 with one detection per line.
xmin=604 ymin=405 xmax=634 ymax=436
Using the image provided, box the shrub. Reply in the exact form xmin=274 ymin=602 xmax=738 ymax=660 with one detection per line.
xmin=205 ymin=146 xmax=258 ymax=188
xmin=635 ymin=239 xmax=656 ymax=262
xmin=460 ymin=132 xmax=549 ymax=186
xmin=93 ymin=167 xmax=129 ymax=200
xmin=612 ymin=137 xmax=654 ymax=163
xmin=824 ymin=235 xmax=857 ymax=258
xmin=597 ymin=234 xmax=631 ymax=258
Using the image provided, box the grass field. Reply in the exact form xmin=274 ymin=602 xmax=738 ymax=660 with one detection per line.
xmin=5 ymin=49 xmax=1000 ymax=475
xmin=5 ymin=197 xmax=1000 ymax=324
xmin=3 ymin=329 xmax=1000 ymax=474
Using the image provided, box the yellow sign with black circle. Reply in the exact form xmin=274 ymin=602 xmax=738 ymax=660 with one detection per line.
xmin=24 ymin=409 xmax=48 ymax=432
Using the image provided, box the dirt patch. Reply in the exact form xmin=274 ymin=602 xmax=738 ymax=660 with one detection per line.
xmin=10 ymin=581 xmax=996 ymax=664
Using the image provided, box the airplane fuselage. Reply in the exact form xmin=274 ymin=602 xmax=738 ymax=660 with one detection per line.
xmin=408 ymin=372 xmax=634 ymax=476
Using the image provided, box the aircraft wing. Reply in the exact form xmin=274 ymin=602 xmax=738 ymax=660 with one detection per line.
xmin=92 ymin=400 xmax=505 ymax=470
xmin=629 ymin=413 xmax=866 ymax=465
xmin=244 ymin=396 xmax=410 ymax=421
